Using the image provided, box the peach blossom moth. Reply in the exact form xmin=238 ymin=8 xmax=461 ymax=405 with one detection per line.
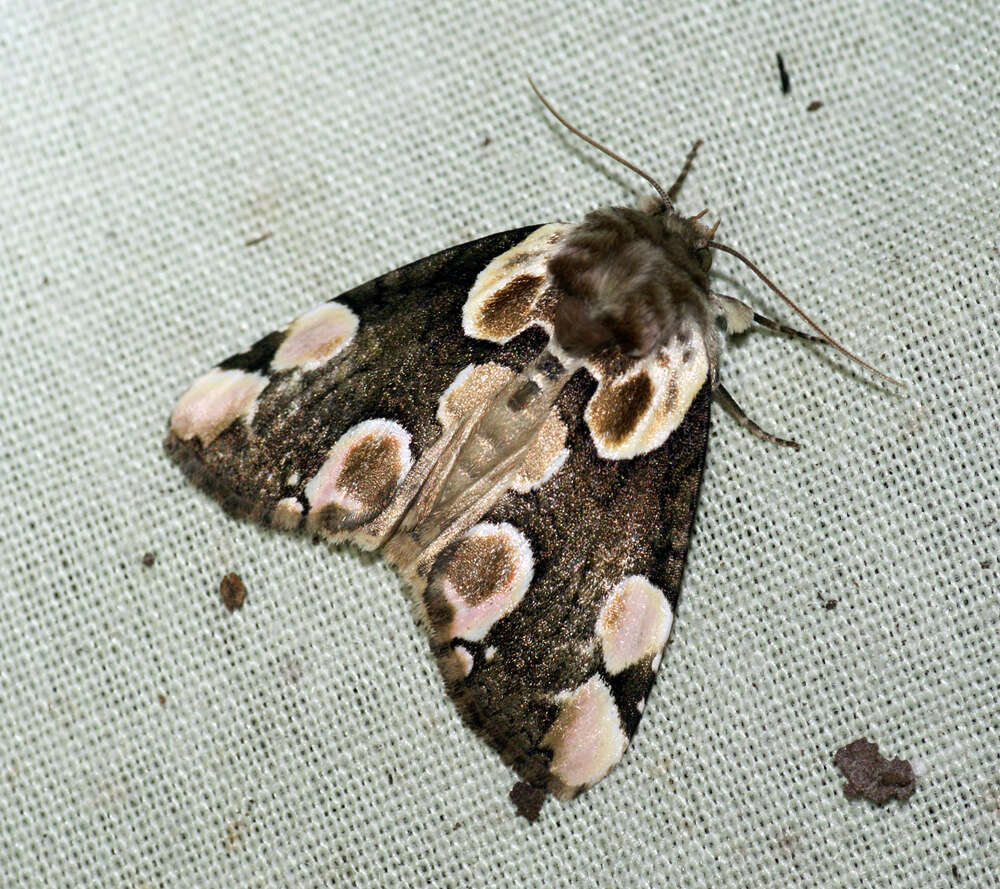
xmin=166 ymin=83 xmax=892 ymax=810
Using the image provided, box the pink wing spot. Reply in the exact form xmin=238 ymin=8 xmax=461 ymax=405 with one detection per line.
xmin=595 ymin=576 xmax=673 ymax=675
xmin=305 ymin=419 xmax=412 ymax=519
xmin=512 ymin=412 xmax=569 ymax=493
xmin=436 ymin=362 xmax=514 ymax=428
xmin=437 ymin=523 xmax=533 ymax=642
xmin=271 ymin=302 xmax=359 ymax=372
xmin=169 ymin=368 xmax=268 ymax=446
xmin=542 ymin=675 xmax=628 ymax=797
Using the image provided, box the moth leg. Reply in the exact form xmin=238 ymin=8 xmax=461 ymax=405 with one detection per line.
xmin=750 ymin=311 xmax=826 ymax=343
xmin=711 ymin=292 xmax=826 ymax=343
xmin=714 ymin=383 xmax=801 ymax=450
xmin=638 ymin=141 xmax=704 ymax=215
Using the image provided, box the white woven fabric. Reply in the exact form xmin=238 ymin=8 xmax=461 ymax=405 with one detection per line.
xmin=1 ymin=1 xmax=996 ymax=886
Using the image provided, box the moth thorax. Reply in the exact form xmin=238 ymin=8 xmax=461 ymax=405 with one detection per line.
xmin=548 ymin=206 xmax=712 ymax=359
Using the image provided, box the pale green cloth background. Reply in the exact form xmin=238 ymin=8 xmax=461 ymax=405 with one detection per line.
xmin=1 ymin=2 xmax=997 ymax=886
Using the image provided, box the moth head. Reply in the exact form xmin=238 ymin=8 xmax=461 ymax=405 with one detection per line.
xmin=530 ymin=79 xmax=902 ymax=386
xmin=548 ymin=206 xmax=713 ymax=360
xmin=638 ymin=193 xmax=715 ymax=272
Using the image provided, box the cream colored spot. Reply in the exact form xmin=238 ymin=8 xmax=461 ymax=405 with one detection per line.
xmin=542 ymin=675 xmax=628 ymax=794
xmin=305 ymin=419 xmax=412 ymax=519
xmin=169 ymin=368 xmax=268 ymax=447
xmin=436 ymin=362 xmax=514 ymax=427
xmin=512 ymin=412 xmax=570 ymax=493
xmin=441 ymin=645 xmax=474 ymax=682
xmin=484 ymin=645 xmax=496 ymax=662
xmin=651 ymin=649 xmax=664 ymax=673
xmin=585 ymin=331 xmax=709 ymax=459
xmin=437 ymin=363 xmax=568 ymax=494
xmin=271 ymin=302 xmax=358 ymax=372
xmin=596 ymin=576 xmax=673 ymax=675
xmin=437 ymin=523 xmax=533 ymax=642
xmin=271 ymin=497 xmax=303 ymax=530
xmin=463 ymin=224 xmax=571 ymax=342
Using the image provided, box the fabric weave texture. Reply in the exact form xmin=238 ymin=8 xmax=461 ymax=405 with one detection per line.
xmin=1 ymin=1 xmax=996 ymax=886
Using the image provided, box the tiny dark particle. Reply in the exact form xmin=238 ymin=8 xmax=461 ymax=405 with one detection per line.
xmin=509 ymin=781 xmax=546 ymax=822
xmin=245 ymin=231 xmax=272 ymax=247
xmin=952 ymin=864 xmax=959 ymax=879
xmin=220 ymin=572 xmax=247 ymax=611
xmin=776 ymin=53 xmax=791 ymax=94
xmin=833 ymin=737 xmax=915 ymax=805
xmin=807 ymin=100 xmax=823 ymax=112
xmin=482 ymin=134 xmax=492 ymax=147
xmin=817 ymin=591 xmax=838 ymax=610
xmin=141 ymin=551 xmax=156 ymax=568
xmin=157 ymin=693 xmax=167 ymax=706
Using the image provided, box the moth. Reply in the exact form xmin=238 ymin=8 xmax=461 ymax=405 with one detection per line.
xmin=165 ymin=83 xmax=893 ymax=801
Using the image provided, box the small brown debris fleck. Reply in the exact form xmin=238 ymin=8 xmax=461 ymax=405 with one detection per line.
xmin=509 ymin=781 xmax=546 ymax=822
xmin=220 ymin=572 xmax=246 ymax=611
xmin=157 ymin=693 xmax=167 ymax=706
xmin=807 ymin=100 xmax=823 ymax=112
xmin=245 ymin=231 xmax=272 ymax=247
xmin=833 ymin=737 xmax=915 ymax=804
xmin=141 ymin=552 xmax=156 ymax=568
xmin=776 ymin=832 xmax=799 ymax=857
xmin=817 ymin=592 xmax=838 ymax=610
xmin=225 ymin=819 xmax=244 ymax=850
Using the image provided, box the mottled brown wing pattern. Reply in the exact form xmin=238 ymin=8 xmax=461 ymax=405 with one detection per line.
xmin=165 ymin=227 xmax=544 ymax=528
xmin=166 ymin=219 xmax=714 ymax=803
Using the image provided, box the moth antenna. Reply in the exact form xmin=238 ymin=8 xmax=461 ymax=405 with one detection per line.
xmin=707 ymin=240 xmax=903 ymax=387
xmin=529 ymin=77 xmax=675 ymax=212
xmin=667 ymin=140 xmax=702 ymax=202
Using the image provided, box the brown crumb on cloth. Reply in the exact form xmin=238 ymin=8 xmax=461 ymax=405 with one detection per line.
xmin=833 ymin=737 xmax=915 ymax=804
xmin=220 ymin=572 xmax=246 ymax=611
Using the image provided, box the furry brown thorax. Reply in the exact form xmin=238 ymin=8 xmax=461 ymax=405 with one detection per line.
xmin=549 ymin=205 xmax=714 ymax=360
